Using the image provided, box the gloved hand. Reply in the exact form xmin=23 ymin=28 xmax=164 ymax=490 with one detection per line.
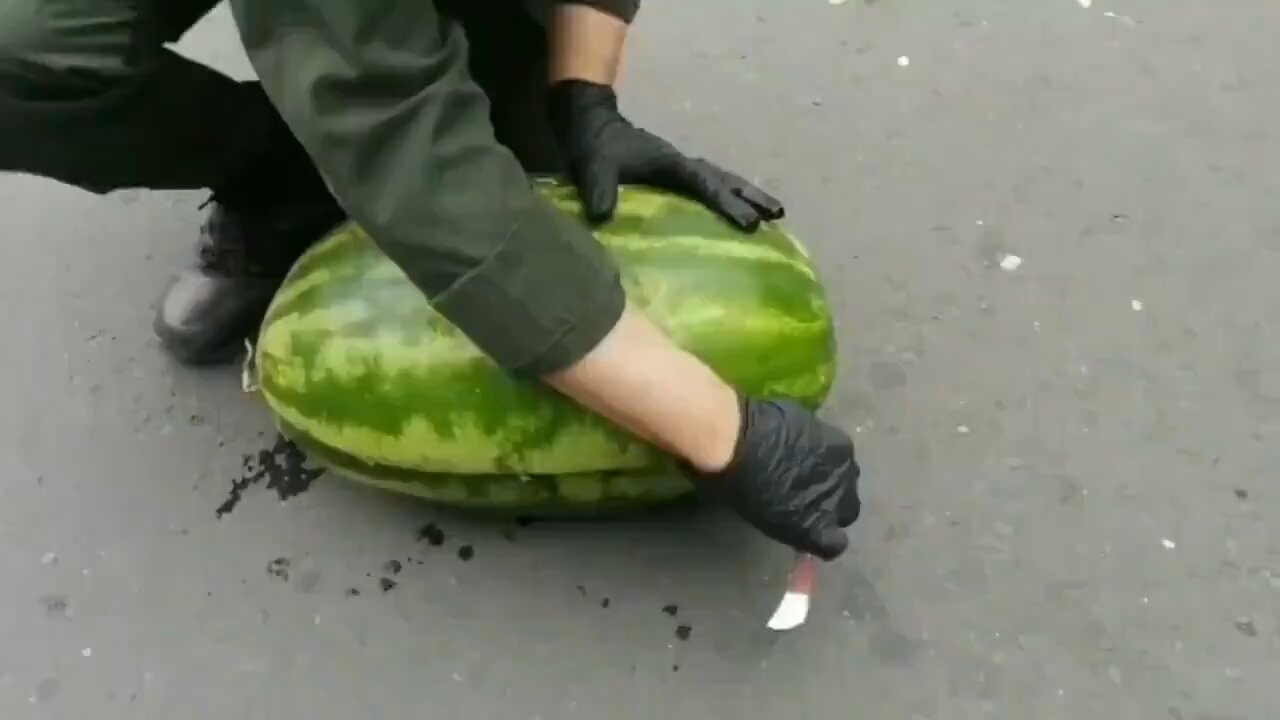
xmin=548 ymin=79 xmax=786 ymax=232
xmin=694 ymin=397 xmax=862 ymax=560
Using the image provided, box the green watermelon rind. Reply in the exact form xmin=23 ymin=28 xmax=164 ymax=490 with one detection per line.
xmin=275 ymin=418 xmax=700 ymax=517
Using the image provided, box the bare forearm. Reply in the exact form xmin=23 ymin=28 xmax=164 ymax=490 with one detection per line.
xmin=543 ymin=305 xmax=741 ymax=473
xmin=548 ymin=3 xmax=629 ymax=85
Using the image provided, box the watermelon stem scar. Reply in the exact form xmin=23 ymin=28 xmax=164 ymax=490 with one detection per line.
xmin=241 ymin=338 xmax=260 ymax=393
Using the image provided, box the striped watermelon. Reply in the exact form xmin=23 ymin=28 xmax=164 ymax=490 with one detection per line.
xmin=252 ymin=179 xmax=836 ymax=510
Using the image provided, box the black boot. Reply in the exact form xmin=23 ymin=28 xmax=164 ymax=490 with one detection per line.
xmin=153 ymin=196 xmax=345 ymax=365
xmin=152 ymin=80 xmax=347 ymax=366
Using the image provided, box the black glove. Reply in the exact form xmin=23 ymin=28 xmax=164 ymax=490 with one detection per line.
xmin=548 ymin=79 xmax=785 ymax=232
xmin=694 ymin=397 xmax=862 ymax=560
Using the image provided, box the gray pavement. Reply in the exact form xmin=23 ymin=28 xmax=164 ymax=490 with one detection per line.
xmin=3 ymin=1 xmax=1278 ymax=718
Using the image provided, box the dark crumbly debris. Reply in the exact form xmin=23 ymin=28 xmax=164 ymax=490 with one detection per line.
xmin=418 ymin=523 xmax=446 ymax=546
xmin=218 ymin=435 xmax=325 ymax=517
xmin=267 ymin=557 xmax=291 ymax=581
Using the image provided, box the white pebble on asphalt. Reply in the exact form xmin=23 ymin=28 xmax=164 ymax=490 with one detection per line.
xmin=1000 ymin=254 xmax=1023 ymax=271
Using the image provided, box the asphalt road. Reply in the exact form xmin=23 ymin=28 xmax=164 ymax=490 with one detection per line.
xmin=3 ymin=1 xmax=1278 ymax=718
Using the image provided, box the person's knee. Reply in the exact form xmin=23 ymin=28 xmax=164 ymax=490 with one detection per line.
xmin=0 ymin=2 xmax=133 ymax=95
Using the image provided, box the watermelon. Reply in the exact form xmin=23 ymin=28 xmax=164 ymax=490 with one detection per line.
xmin=251 ymin=178 xmax=836 ymax=509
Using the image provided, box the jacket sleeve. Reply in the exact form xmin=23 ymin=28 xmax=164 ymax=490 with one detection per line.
xmin=226 ymin=0 xmax=625 ymax=374
xmin=562 ymin=0 xmax=641 ymax=23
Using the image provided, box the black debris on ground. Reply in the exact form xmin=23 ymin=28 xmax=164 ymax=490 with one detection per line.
xmin=267 ymin=557 xmax=291 ymax=581
xmin=417 ymin=523 xmax=446 ymax=546
xmin=217 ymin=435 xmax=325 ymax=518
